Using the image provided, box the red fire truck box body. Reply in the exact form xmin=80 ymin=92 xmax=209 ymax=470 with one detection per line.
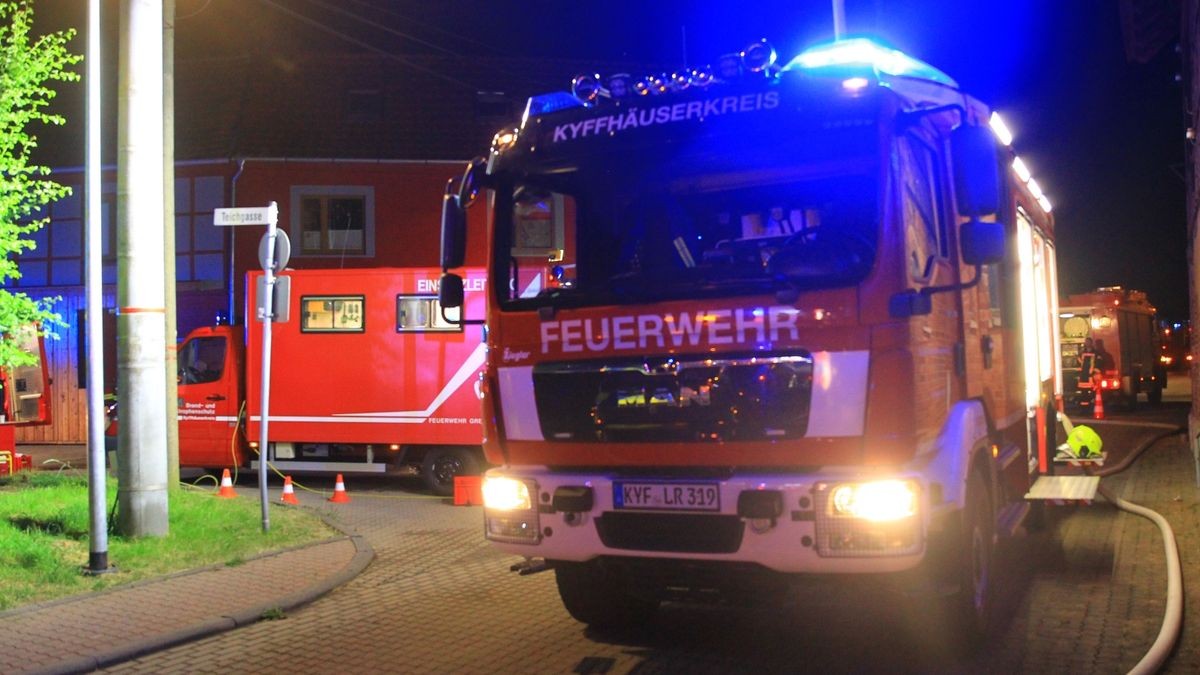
xmin=174 ymin=266 xmax=486 ymax=493
xmin=1059 ymin=286 xmax=1164 ymax=409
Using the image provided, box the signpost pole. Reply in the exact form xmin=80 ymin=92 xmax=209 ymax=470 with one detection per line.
xmin=256 ymin=202 xmax=279 ymax=533
xmin=213 ymin=202 xmax=287 ymax=534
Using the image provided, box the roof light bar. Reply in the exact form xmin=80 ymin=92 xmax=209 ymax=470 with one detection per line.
xmin=786 ymin=37 xmax=956 ymax=87
xmin=989 ymin=112 xmax=1013 ymax=146
xmin=1012 ymin=156 xmax=1032 ymax=182
xmin=1027 ymin=178 xmax=1045 ymax=201
xmin=522 ymin=92 xmax=583 ymax=126
xmin=842 ymin=76 xmax=871 ymax=92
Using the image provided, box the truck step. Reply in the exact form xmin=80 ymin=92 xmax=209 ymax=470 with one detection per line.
xmin=1024 ymin=475 xmax=1100 ymax=502
xmin=995 ymin=501 xmax=1030 ymax=538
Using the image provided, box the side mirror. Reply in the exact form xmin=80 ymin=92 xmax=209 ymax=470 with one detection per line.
xmin=440 ymin=186 xmax=466 ymax=270
xmin=952 ymin=123 xmax=1001 ymax=217
xmin=459 ymin=158 xmax=484 ymax=208
xmin=438 ymin=272 xmax=464 ymax=310
xmin=960 ymin=219 xmax=1006 ymax=266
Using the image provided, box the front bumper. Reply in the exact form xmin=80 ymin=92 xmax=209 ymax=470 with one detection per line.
xmin=483 ymin=467 xmax=934 ymax=575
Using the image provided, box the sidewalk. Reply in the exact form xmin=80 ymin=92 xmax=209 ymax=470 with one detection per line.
xmin=0 ymin=519 xmax=373 ymax=675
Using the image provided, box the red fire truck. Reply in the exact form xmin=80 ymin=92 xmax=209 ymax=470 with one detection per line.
xmin=1058 ymin=287 xmax=1165 ymax=410
xmin=169 ymin=266 xmax=487 ymax=494
xmin=439 ymin=37 xmax=1072 ymax=644
xmin=0 ymin=324 xmax=53 ymax=471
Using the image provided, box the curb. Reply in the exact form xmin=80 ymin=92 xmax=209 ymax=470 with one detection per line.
xmin=23 ymin=519 xmax=374 ymax=675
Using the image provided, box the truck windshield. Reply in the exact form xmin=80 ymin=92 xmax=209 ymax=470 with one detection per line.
xmin=497 ymin=163 xmax=878 ymax=308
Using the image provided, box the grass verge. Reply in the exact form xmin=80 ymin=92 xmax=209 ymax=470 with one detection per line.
xmin=0 ymin=470 xmax=336 ymax=612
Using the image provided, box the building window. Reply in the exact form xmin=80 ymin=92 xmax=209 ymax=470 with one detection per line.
xmin=16 ymin=190 xmax=116 ymax=288
xmin=396 ymin=295 xmax=460 ymax=332
xmin=175 ymin=175 xmax=227 ymax=283
xmin=290 ymin=186 xmax=375 ymax=257
xmin=301 ymin=295 xmax=365 ymax=332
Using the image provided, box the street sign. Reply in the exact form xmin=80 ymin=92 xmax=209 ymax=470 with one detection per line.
xmin=214 ymin=203 xmax=278 ymax=227
xmin=258 ymin=229 xmax=291 ymax=271
xmin=256 ymin=275 xmax=291 ymax=323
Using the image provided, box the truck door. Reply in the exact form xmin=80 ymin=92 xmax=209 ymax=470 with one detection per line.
xmin=177 ymin=330 xmax=241 ymax=467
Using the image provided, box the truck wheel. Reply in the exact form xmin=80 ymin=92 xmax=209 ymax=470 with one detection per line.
xmin=554 ymin=560 xmax=657 ymax=628
xmin=945 ymin=468 xmax=996 ymax=650
xmin=1148 ymin=385 xmax=1163 ymax=406
xmin=421 ymin=447 xmax=479 ymax=496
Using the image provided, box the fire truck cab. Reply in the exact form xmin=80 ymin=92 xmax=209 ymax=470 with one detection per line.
xmin=440 ymin=38 xmax=1063 ymax=645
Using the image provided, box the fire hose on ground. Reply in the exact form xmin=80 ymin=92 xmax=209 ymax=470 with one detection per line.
xmin=1072 ymin=421 xmax=1185 ymax=675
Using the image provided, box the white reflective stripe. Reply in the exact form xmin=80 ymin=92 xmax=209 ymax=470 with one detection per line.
xmin=180 ymin=415 xmax=240 ymax=422
xmin=250 ymin=415 xmax=426 ymax=424
xmin=805 ymin=350 xmax=869 ymax=437
xmin=497 ymin=365 xmax=543 ymax=440
xmin=519 ymin=274 xmax=542 ymax=298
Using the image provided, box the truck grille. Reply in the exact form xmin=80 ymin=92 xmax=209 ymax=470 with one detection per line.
xmin=532 ymin=352 xmax=812 ymax=442
xmin=594 ymin=512 xmax=745 ymax=553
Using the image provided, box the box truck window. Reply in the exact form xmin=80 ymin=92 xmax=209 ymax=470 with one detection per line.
xmin=301 ymin=296 xmax=365 ymax=332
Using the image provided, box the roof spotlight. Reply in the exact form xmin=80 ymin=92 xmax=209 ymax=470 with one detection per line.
xmin=691 ymin=66 xmax=715 ymax=87
xmin=644 ymin=73 xmax=669 ymax=94
xmin=571 ymin=73 xmax=603 ymax=104
xmin=491 ymin=128 xmax=518 ymax=153
xmin=717 ymin=52 xmax=742 ymax=80
xmin=634 ymin=78 xmax=653 ymax=96
xmin=607 ymin=73 xmax=632 ymax=99
xmin=741 ymin=39 xmax=777 ymax=73
xmin=671 ymin=71 xmax=691 ymax=91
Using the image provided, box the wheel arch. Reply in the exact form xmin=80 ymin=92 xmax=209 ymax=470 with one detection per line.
xmin=920 ymin=398 xmax=996 ymax=511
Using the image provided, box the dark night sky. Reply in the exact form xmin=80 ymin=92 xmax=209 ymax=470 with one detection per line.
xmin=35 ymin=0 xmax=1191 ymax=317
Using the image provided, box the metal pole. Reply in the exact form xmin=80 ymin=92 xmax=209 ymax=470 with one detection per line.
xmin=257 ymin=204 xmax=279 ymax=533
xmin=163 ymin=0 xmax=179 ymax=490
xmin=85 ymin=0 xmax=109 ymax=573
xmin=116 ymin=0 xmax=169 ymax=537
xmin=832 ymin=0 xmax=847 ymax=40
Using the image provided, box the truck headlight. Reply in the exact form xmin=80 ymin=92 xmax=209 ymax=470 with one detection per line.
xmin=483 ymin=476 xmax=540 ymax=544
xmin=482 ymin=476 xmax=532 ymax=511
xmin=814 ymin=479 xmax=922 ymax=558
xmin=829 ymin=480 xmax=918 ymax=522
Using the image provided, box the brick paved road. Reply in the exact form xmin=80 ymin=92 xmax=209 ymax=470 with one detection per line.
xmin=103 ymin=406 xmax=1199 ymax=674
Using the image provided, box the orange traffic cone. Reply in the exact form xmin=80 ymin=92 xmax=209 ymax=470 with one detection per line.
xmin=280 ymin=476 xmax=300 ymax=505
xmin=1092 ymin=389 xmax=1105 ymax=420
xmin=328 ymin=474 xmax=351 ymax=503
xmin=216 ymin=468 xmax=238 ymax=498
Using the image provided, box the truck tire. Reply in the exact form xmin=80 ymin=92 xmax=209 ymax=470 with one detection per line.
xmin=944 ymin=468 xmax=996 ymax=650
xmin=421 ymin=447 xmax=479 ymax=496
xmin=554 ymin=560 xmax=658 ymax=628
xmin=1148 ymin=384 xmax=1163 ymax=406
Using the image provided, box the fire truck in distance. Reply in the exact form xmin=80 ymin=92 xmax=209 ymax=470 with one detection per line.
xmin=0 ymin=324 xmax=52 ymax=472
xmin=439 ymin=38 xmax=1067 ymax=645
xmin=0 ymin=324 xmax=52 ymax=427
xmin=168 ymin=267 xmax=487 ymax=495
xmin=1059 ymin=287 xmax=1165 ymax=411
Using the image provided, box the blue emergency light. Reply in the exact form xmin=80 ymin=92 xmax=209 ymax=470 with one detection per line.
xmin=784 ymin=37 xmax=956 ymax=88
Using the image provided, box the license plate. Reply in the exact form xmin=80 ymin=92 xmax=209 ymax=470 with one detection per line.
xmin=613 ymin=481 xmax=721 ymax=512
